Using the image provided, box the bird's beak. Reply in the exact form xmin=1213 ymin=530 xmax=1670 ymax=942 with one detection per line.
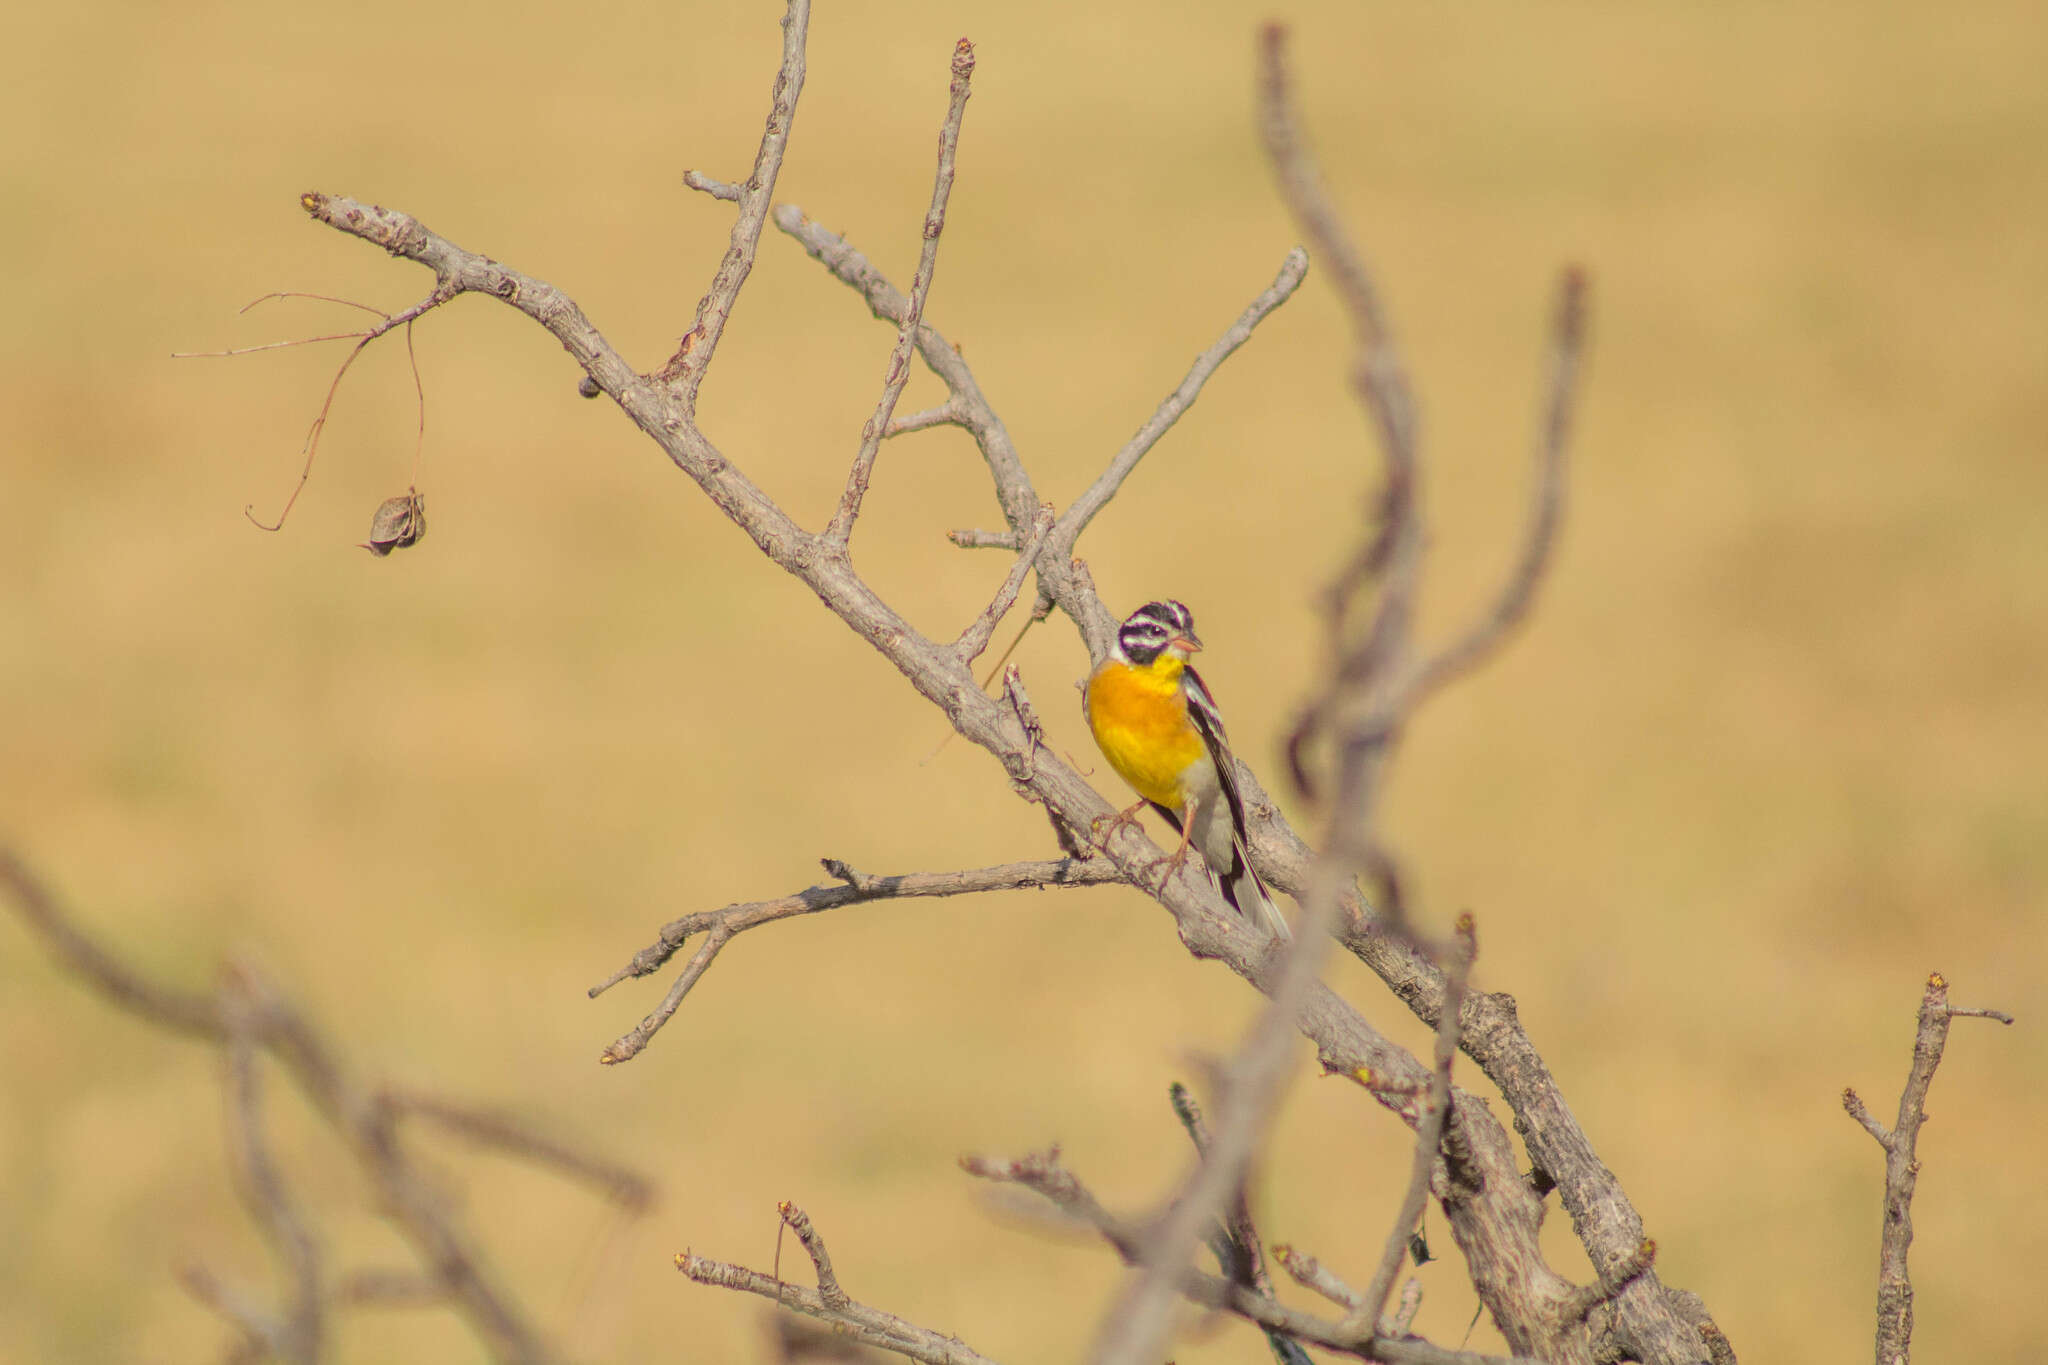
xmin=1170 ymin=632 xmax=1204 ymax=653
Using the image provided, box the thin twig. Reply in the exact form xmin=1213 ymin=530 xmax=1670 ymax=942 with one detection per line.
xmin=173 ymin=288 xmax=450 ymax=533
xmin=1390 ymin=266 xmax=1588 ymax=713
xmin=1351 ymin=915 xmax=1477 ymax=1333
xmin=1167 ymin=1082 xmax=1271 ymax=1296
xmin=777 ymin=1202 xmax=848 ymax=1308
xmin=1088 ymin=887 xmax=1330 ymax=1365
xmin=1048 ymin=246 xmax=1310 ymax=561
xmin=592 ymin=858 xmax=1123 ymax=1064
xmin=1274 ymin=1243 xmax=1366 ymax=1314
xmin=381 ymin=1090 xmax=655 ymax=1211
xmin=243 ymin=294 xmax=445 ymax=532
xmin=954 ymin=505 xmax=1052 ymax=664
xmin=219 ymin=1000 xmax=324 ymax=1365
xmin=1842 ymin=972 xmax=2013 ymax=1365
xmin=887 ymin=401 xmax=964 ymax=437
xmin=661 ymin=0 xmax=811 ymax=411
xmin=0 ymin=846 xmax=226 ymax=1039
xmin=826 ymin=38 xmax=977 ymax=544
xmin=961 ymin=1151 xmax=1535 ymax=1365
xmin=334 ymin=1268 xmax=448 ymax=1309
xmin=1256 ymin=26 xmax=1414 ymax=465
xmin=677 ymin=1237 xmax=1003 ymax=1365
xmin=178 ymin=1260 xmax=292 ymax=1363
xmin=681 ymin=170 xmax=743 ymax=202
xmin=946 ymin=528 xmax=1016 ymax=550
xmin=1389 ymin=1279 xmax=1425 ymax=1337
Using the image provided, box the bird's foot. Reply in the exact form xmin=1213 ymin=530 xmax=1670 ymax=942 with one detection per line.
xmin=1089 ymin=799 xmax=1150 ymax=850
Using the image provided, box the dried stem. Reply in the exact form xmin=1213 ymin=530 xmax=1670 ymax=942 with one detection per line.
xmin=175 ymin=288 xmax=450 ymax=533
xmin=1088 ymin=896 xmax=1329 ymax=1365
xmin=381 ymin=1089 xmax=655 ymax=1211
xmin=1387 ymin=266 xmax=1587 ymax=716
xmin=962 ymin=1150 xmax=1535 ymax=1365
xmin=827 ymin=38 xmax=977 ymax=545
xmin=1275 ymin=1243 xmax=1367 ymax=1314
xmin=1841 ymin=972 xmax=2013 ymax=1365
xmin=2 ymin=847 xmax=650 ymax=1365
xmin=592 ymin=858 xmax=1123 ymax=1064
xmin=1045 ymin=246 xmax=1310 ymax=561
xmin=679 ymin=1205 xmax=1003 ymax=1365
xmin=1352 ymin=915 xmax=1477 ymax=1335
xmin=661 ymin=0 xmax=811 ymax=411
xmin=954 ymin=505 xmax=1052 ymax=664
xmin=219 ymin=1003 xmax=324 ymax=1364
xmin=887 ymin=401 xmax=965 ymax=437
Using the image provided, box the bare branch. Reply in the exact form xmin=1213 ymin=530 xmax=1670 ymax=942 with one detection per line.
xmin=1843 ymin=972 xmax=2014 ymax=1365
xmin=1167 ymin=1082 xmax=1271 ymax=1297
xmin=1389 ymin=1279 xmax=1425 ymax=1337
xmin=243 ymin=291 xmax=449 ymax=532
xmin=1396 ymin=266 xmax=1588 ymax=711
xmin=827 ymin=38 xmax=977 ymax=544
xmin=946 ymin=527 xmax=1017 ymax=550
xmin=219 ymin=1003 xmax=323 ymax=1364
xmin=961 ymin=1150 xmax=1536 ymax=1365
xmin=887 ymin=401 xmax=965 ymax=437
xmin=334 ymin=1268 xmax=448 ymax=1309
xmin=1352 ymin=914 xmax=1477 ymax=1334
xmin=0 ymin=846 xmax=226 ymax=1040
xmin=178 ymin=1260 xmax=292 ymax=1364
xmin=1274 ymin=1243 xmax=1367 ymax=1314
xmin=1841 ymin=1087 xmax=1891 ymax=1147
xmin=1047 ymin=247 xmax=1310 ymax=559
xmin=772 ymin=205 xmax=1119 ymax=657
xmin=682 ymin=170 xmax=743 ymax=202
xmin=1256 ymin=26 xmax=1415 ymax=465
xmin=660 ymin=0 xmax=811 ymax=411
xmin=1088 ymin=905 xmax=1326 ymax=1365
xmin=777 ymin=1202 xmax=849 ymax=1309
xmin=954 ymin=505 xmax=1053 ymax=664
xmin=677 ymin=1233 xmax=1003 ymax=1365
xmin=381 ymin=1089 xmax=655 ymax=1212
xmin=592 ymin=857 xmax=1123 ymax=1064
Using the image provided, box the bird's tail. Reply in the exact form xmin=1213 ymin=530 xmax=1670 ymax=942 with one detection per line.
xmin=1219 ymin=839 xmax=1291 ymax=942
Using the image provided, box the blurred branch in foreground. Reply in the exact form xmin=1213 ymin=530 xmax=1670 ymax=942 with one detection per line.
xmin=0 ymin=847 xmax=651 ymax=1365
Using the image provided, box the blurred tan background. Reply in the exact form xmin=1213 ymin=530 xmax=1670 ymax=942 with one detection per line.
xmin=3 ymin=0 xmax=2043 ymax=1361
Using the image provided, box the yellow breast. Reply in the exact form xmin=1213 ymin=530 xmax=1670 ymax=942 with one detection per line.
xmin=1086 ymin=658 xmax=1206 ymax=811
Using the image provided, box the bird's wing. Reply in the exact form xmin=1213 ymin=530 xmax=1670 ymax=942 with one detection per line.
xmin=1183 ymin=665 xmax=1290 ymax=939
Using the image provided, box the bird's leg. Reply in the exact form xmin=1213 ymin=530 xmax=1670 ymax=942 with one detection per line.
xmin=1089 ymin=798 xmax=1151 ymax=849
xmin=1150 ymin=796 xmax=1200 ymax=892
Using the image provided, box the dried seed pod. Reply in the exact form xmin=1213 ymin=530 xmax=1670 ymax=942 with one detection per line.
xmin=361 ymin=488 xmax=426 ymax=556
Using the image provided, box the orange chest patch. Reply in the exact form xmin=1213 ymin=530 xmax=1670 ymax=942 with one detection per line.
xmin=1086 ymin=662 xmax=1206 ymax=810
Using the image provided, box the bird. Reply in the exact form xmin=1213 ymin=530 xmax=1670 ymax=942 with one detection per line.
xmin=1083 ymin=599 xmax=1291 ymax=940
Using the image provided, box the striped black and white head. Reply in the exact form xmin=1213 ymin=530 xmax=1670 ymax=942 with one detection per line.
xmin=1117 ymin=599 xmax=1203 ymax=666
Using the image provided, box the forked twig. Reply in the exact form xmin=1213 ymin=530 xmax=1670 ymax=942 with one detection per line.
xmin=960 ymin=1149 xmax=1534 ymax=1365
xmin=1349 ymin=915 xmax=1476 ymax=1335
xmin=678 ymin=1203 xmax=1001 ymax=1365
xmin=1841 ymin=972 xmax=2013 ymax=1365
xmin=175 ymin=289 xmax=448 ymax=532
xmin=591 ymin=857 xmax=1123 ymax=1064
xmin=661 ymin=0 xmax=812 ymax=409
xmin=827 ymin=38 xmax=977 ymax=545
